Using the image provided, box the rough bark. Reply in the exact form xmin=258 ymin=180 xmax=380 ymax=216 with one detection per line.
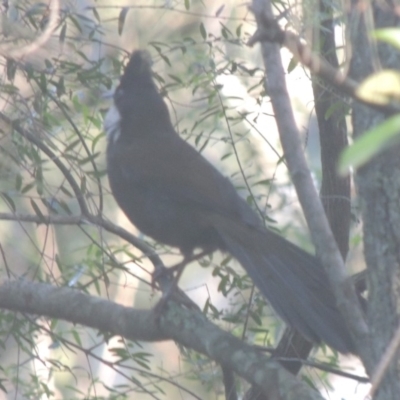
xmin=349 ymin=1 xmax=400 ymax=397
xmin=0 ymin=279 xmax=325 ymax=400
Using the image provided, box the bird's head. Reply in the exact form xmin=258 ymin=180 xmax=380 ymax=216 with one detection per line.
xmin=104 ymin=50 xmax=157 ymax=143
xmin=104 ymin=50 xmax=173 ymax=144
xmin=119 ymin=50 xmax=154 ymax=90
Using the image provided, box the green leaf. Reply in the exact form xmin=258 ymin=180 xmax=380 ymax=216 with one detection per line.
xmin=324 ymin=100 xmax=347 ymax=120
xmin=250 ymin=310 xmax=262 ymax=325
xmin=373 ymin=28 xmax=400 ymax=50
xmin=91 ymin=132 xmax=104 ymax=152
xmin=68 ymin=15 xmax=83 ymax=33
xmin=159 ymin=53 xmax=171 ymax=67
xmin=219 ymin=22 xmax=232 ymax=38
xmin=199 ymin=22 xmax=207 ymax=40
xmin=56 ymin=76 xmax=65 ymax=97
xmin=0 ymin=83 xmax=19 ymax=94
xmin=72 ymin=329 xmax=82 ymax=346
xmin=215 ymin=5 xmax=225 ymax=17
xmin=118 ymin=7 xmax=129 ymax=35
xmin=287 ymin=57 xmax=298 ymax=73
xmin=21 ymin=182 xmax=35 ymax=194
xmin=254 ymin=178 xmax=272 ymax=186
xmin=236 ymin=24 xmax=242 ymax=37
xmin=15 ymin=173 xmax=22 ymax=191
xmin=35 ymin=166 xmax=44 ymax=195
xmin=1 ymin=192 xmax=16 ymax=212
xmin=39 ymin=72 xmax=47 ymax=93
xmin=64 ymin=138 xmax=81 ymax=152
xmin=77 ymin=152 xmax=100 ymax=165
xmin=59 ymin=23 xmax=67 ymax=44
xmin=6 ymin=59 xmax=17 ymax=81
xmin=356 ymin=70 xmax=400 ymax=105
xmin=58 ymin=200 xmax=72 ymax=215
xmin=221 ymin=152 xmax=232 ymax=160
xmin=339 ymin=114 xmax=400 ymax=175
xmin=92 ymin=7 xmax=100 ymax=22
xmin=59 ymin=185 xmax=73 ymax=197
xmin=0 ymin=377 xmax=8 ymax=393
xmin=30 ymin=199 xmax=45 ymax=222
xmin=168 ymin=74 xmax=182 ymax=84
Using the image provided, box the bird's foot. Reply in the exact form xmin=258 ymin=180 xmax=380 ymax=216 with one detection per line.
xmin=152 ymin=261 xmax=198 ymax=316
xmin=152 ymin=254 xmax=210 ymax=316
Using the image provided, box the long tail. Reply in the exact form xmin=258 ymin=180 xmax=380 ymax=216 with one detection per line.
xmin=213 ymin=217 xmax=355 ymax=354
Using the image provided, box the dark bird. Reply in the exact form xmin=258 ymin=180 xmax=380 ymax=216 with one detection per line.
xmin=105 ymin=50 xmax=355 ymax=354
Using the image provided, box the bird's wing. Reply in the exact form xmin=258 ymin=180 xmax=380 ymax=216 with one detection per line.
xmin=112 ymin=130 xmax=260 ymax=226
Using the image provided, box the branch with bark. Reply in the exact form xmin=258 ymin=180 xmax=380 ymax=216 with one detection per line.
xmin=247 ymin=3 xmax=400 ymax=115
xmin=0 ymin=279 xmax=326 ymax=400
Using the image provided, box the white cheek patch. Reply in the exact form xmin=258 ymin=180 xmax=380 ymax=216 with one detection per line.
xmin=104 ymin=104 xmax=121 ymax=143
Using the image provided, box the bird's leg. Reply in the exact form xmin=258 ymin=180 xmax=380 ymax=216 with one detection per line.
xmin=152 ymin=249 xmax=211 ymax=312
xmin=152 ymin=249 xmax=211 ymax=290
xmin=170 ymin=249 xmax=212 ymax=276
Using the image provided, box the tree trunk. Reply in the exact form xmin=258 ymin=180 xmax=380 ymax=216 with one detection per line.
xmin=349 ymin=3 xmax=400 ymax=397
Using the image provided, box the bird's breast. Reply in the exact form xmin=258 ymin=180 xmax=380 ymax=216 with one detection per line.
xmin=104 ymin=104 xmax=121 ymax=143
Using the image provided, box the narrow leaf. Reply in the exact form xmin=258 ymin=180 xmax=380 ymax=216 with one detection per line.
xmin=339 ymin=114 xmax=400 ymax=175
xmin=118 ymin=7 xmax=129 ymax=35
xmin=1 ymin=192 xmax=16 ymax=212
xmin=373 ymin=28 xmax=400 ymax=50
xmin=31 ymin=199 xmax=45 ymax=222
xmin=356 ymin=70 xmax=400 ymax=105
xmin=215 ymin=5 xmax=225 ymax=17
xmin=199 ymin=23 xmax=207 ymax=40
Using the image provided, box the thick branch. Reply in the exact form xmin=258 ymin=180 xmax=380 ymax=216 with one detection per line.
xmin=0 ymin=279 xmax=164 ymax=341
xmin=0 ymin=279 xmax=324 ymax=400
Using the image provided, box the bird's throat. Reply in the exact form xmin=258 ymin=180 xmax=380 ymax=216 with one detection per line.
xmin=104 ymin=104 xmax=121 ymax=143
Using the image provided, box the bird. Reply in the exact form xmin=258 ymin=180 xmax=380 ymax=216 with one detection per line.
xmin=104 ymin=50 xmax=355 ymax=354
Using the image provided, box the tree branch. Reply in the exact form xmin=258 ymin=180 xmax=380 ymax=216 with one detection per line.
xmin=0 ymin=279 xmax=325 ymax=400
xmin=249 ymin=0 xmax=369 ymax=359
xmin=247 ymin=8 xmax=400 ymax=115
